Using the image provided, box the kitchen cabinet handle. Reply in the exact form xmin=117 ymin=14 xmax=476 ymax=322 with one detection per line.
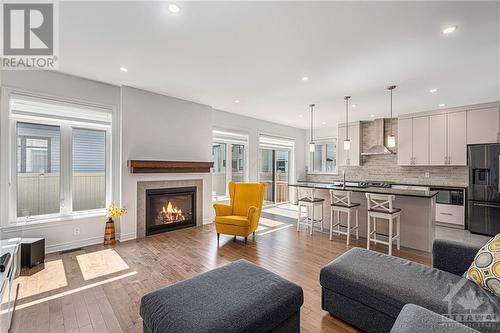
xmin=439 ymin=212 xmax=453 ymax=216
xmin=474 ymin=203 xmax=500 ymax=208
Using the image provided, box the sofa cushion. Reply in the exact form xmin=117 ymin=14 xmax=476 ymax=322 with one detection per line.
xmin=464 ymin=234 xmax=500 ymax=297
xmin=215 ymin=215 xmax=250 ymax=227
xmin=140 ymin=259 xmax=303 ymax=333
xmin=320 ymin=248 xmax=500 ymax=323
xmin=391 ymin=304 xmax=479 ymax=333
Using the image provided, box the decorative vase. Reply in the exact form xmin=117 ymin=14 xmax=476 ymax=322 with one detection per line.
xmin=104 ymin=218 xmax=116 ymax=245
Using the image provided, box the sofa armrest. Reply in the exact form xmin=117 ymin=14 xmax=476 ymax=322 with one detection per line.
xmin=432 ymin=239 xmax=483 ymax=276
xmin=213 ymin=203 xmax=232 ymax=216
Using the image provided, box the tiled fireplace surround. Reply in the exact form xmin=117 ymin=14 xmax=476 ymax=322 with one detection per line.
xmin=136 ymin=179 xmax=204 ymax=238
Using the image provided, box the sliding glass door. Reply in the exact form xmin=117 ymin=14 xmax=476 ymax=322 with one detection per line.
xmin=259 ymin=148 xmax=290 ymax=206
xmin=212 ymin=141 xmax=247 ymax=202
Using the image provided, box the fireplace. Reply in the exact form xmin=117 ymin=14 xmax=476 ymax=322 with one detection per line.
xmin=145 ymin=187 xmax=196 ymax=236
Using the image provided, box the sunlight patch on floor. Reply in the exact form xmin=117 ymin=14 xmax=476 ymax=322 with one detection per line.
xmin=77 ymin=249 xmax=129 ymax=280
xmin=258 ymin=224 xmax=294 ymax=235
xmin=8 ymin=259 xmax=68 ymax=302
xmin=259 ymin=218 xmax=285 ymax=228
xmin=255 ymin=225 xmax=269 ymax=232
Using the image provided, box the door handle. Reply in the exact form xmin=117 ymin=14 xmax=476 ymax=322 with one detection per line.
xmin=474 ymin=203 xmax=500 ymax=208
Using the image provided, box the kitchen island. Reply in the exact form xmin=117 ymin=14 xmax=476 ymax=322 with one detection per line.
xmin=289 ymin=182 xmax=438 ymax=252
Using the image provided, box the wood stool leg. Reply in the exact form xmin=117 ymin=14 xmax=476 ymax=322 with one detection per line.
xmin=346 ymin=210 xmax=351 ymax=246
xmin=297 ymin=204 xmax=301 ymax=232
xmin=388 ymin=217 xmax=393 ymax=256
xmin=310 ymin=204 xmax=314 ymax=235
xmin=337 ymin=210 xmax=341 ymax=236
xmin=397 ymin=214 xmax=401 ymax=250
xmin=355 ymin=209 xmax=359 ymax=240
xmin=367 ymin=214 xmax=371 ymax=250
xmin=329 ymin=208 xmax=333 ymax=240
xmin=320 ymin=204 xmax=324 ymax=232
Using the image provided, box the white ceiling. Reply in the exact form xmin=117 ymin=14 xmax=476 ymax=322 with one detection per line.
xmin=59 ymin=1 xmax=500 ymax=129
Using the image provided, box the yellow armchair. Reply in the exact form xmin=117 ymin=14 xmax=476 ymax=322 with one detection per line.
xmin=214 ymin=182 xmax=265 ymax=244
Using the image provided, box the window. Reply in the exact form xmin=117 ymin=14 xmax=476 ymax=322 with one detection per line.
xmin=10 ymin=95 xmax=111 ymax=221
xmin=211 ymin=130 xmax=249 ymax=201
xmin=310 ymin=141 xmax=337 ymax=174
xmin=16 ymin=123 xmax=60 ymax=217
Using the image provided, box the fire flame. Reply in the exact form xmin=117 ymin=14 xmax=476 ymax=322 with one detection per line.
xmin=159 ymin=201 xmax=185 ymax=223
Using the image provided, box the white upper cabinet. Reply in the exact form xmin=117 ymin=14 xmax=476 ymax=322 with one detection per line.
xmin=429 ymin=114 xmax=447 ymax=165
xmin=467 ymin=107 xmax=500 ymax=144
xmin=412 ymin=117 xmax=429 ymax=165
xmin=337 ymin=122 xmax=360 ymax=166
xmin=447 ymin=111 xmax=467 ymax=165
xmin=397 ymin=118 xmax=413 ymax=166
xmin=428 ymin=111 xmax=467 ymax=166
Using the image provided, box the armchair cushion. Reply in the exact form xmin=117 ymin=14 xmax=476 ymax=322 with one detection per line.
xmin=214 ymin=215 xmax=250 ymax=227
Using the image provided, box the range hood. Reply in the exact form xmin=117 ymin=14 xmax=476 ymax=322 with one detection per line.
xmin=361 ymin=118 xmax=395 ymax=156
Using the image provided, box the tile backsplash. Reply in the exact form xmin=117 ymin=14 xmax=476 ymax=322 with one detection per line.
xmin=307 ymin=119 xmax=468 ymax=187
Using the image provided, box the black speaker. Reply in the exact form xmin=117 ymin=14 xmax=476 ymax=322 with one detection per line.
xmin=21 ymin=238 xmax=45 ymax=268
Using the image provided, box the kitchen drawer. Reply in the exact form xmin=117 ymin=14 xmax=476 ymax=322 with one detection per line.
xmin=435 ymin=203 xmax=464 ymax=226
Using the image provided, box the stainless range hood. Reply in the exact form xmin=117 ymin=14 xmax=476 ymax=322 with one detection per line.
xmin=361 ymin=118 xmax=395 ymax=156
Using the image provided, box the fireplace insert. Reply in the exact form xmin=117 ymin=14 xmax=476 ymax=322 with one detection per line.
xmin=145 ymin=187 xmax=196 ymax=236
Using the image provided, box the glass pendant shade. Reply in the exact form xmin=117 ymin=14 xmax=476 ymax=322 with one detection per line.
xmin=343 ymin=139 xmax=351 ymax=151
xmin=309 ymin=142 xmax=315 ymax=152
xmin=387 ymin=135 xmax=396 ymax=148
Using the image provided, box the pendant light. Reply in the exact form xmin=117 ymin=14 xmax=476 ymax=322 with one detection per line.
xmin=309 ymin=104 xmax=316 ymax=152
xmin=343 ymin=96 xmax=351 ymax=150
xmin=387 ymin=85 xmax=397 ymax=148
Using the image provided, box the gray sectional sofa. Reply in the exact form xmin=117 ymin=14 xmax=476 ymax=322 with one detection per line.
xmin=320 ymin=239 xmax=499 ymax=333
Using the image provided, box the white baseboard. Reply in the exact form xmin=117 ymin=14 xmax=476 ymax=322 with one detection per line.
xmin=45 ymin=236 xmax=103 ymax=254
xmin=118 ymin=232 xmax=136 ymax=242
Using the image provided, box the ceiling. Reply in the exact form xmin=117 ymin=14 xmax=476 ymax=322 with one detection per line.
xmin=59 ymin=1 xmax=500 ymax=129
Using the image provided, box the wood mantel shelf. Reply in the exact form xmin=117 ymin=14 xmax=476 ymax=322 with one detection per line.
xmin=127 ymin=160 xmax=214 ymax=174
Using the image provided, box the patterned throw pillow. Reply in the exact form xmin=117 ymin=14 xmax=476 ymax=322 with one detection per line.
xmin=464 ymin=234 xmax=500 ymax=297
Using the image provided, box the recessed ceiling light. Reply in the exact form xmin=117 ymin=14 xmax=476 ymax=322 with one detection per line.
xmin=322 ymin=121 xmax=326 ymax=125
xmin=301 ymin=76 xmax=309 ymax=81
xmin=351 ymin=104 xmax=357 ymax=108
xmin=168 ymin=4 xmax=180 ymax=13
xmin=234 ymin=100 xmax=240 ymax=104
xmin=370 ymin=114 xmax=375 ymax=118
xmin=439 ymin=103 xmax=446 ymax=107
xmin=429 ymin=88 xmax=438 ymax=93
xmin=298 ymin=114 xmax=303 ymax=118
xmin=119 ymin=67 xmax=128 ymax=72
xmin=442 ymin=25 xmax=458 ymax=34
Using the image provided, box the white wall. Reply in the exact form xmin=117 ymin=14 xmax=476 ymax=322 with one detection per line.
xmin=0 ymin=71 xmax=121 ymax=253
xmin=120 ymin=86 xmax=214 ymax=240
xmin=212 ymin=109 xmax=307 ymax=183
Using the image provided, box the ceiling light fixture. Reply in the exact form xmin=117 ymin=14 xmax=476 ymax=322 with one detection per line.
xmin=344 ymin=96 xmax=351 ymax=151
xmin=439 ymin=103 xmax=446 ymax=107
xmin=119 ymin=67 xmax=128 ymax=72
xmin=370 ymin=114 xmax=375 ymax=118
xmin=322 ymin=121 xmax=326 ymax=125
xmin=309 ymin=104 xmax=316 ymax=152
xmin=443 ymin=25 xmax=458 ymax=34
xmin=301 ymin=76 xmax=309 ymax=81
xmin=387 ymin=85 xmax=397 ymax=148
xmin=168 ymin=4 xmax=180 ymax=13
xmin=234 ymin=100 xmax=240 ymax=104
xmin=351 ymin=104 xmax=357 ymax=108
xmin=298 ymin=114 xmax=303 ymax=118
xmin=429 ymin=88 xmax=438 ymax=93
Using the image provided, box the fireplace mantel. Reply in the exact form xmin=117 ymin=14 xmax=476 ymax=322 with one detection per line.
xmin=128 ymin=160 xmax=214 ymax=173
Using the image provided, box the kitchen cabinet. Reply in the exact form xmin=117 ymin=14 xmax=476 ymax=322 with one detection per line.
xmin=397 ymin=117 xmax=428 ymax=165
xmin=337 ymin=122 xmax=360 ymax=166
xmin=467 ymin=107 xmax=500 ymax=144
xmin=429 ymin=111 xmax=466 ymax=166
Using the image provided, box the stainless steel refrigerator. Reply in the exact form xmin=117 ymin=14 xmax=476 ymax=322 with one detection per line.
xmin=468 ymin=143 xmax=500 ymax=235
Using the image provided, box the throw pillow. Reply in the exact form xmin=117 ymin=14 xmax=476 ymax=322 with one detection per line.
xmin=464 ymin=234 xmax=500 ymax=296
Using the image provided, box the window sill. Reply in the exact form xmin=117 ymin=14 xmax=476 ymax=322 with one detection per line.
xmin=5 ymin=210 xmax=106 ymax=228
xmin=307 ymin=172 xmax=339 ymax=176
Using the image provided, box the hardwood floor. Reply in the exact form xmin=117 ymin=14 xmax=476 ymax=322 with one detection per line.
xmin=9 ymin=222 xmax=431 ymax=333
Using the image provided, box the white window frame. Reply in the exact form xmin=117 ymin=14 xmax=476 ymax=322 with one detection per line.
xmin=309 ymin=138 xmax=337 ymax=175
xmin=8 ymin=97 xmax=112 ymax=224
xmin=212 ymin=129 xmax=250 ymax=202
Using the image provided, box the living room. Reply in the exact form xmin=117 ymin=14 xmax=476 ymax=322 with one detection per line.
xmin=0 ymin=1 xmax=499 ymax=333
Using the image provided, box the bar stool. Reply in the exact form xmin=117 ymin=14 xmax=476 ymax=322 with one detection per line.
xmin=365 ymin=193 xmax=401 ymax=256
xmin=329 ymin=190 xmax=360 ymax=245
xmin=297 ymin=188 xmax=324 ymax=235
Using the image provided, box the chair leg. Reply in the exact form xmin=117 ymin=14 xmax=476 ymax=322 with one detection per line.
xmin=253 ymin=231 xmax=255 ymax=240
xmin=346 ymin=210 xmax=351 ymax=246
xmin=367 ymin=214 xmax=371 ymax=250
xmin=217 ymin=233 xmax=220 ymax=243
xmin=297 ymin=204 xmax=301 ymax=232
xmin=320 ymin=204 xmax=324 ymax=232
xmin=388 ymin=217 xmax=393 ymax=256
xmin=310 ymin=205 xmax=314 ymax=235
xmin=245 ymin=237 xmax=248 ymax=245
xmin=336 ymin=210 xmax=341 ymax=236
xmin=329 ymin=208 xmax=333 ymax=240
xmin=355 ymin=209 xmax=359 ymax=240
xmin=397 ymin=214 xmax=401 ymax=250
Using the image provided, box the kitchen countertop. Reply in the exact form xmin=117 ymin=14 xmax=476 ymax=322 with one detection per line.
xmin=302 ymin=179 xmax=467 ymax=189
xmin=289 ymin=182 xmax=438 ymax=198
